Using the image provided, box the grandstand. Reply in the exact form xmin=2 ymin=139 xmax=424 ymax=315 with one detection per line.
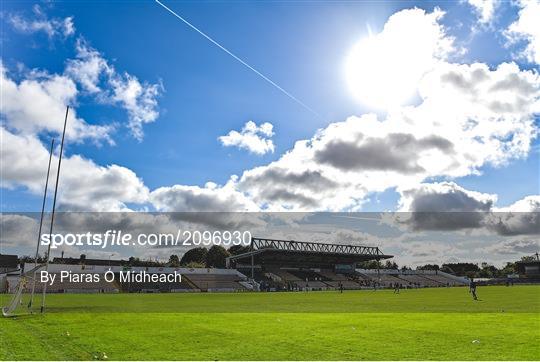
xmin=365 ymin=273 xmax=402 ymax=287
xmin=3 ymin=238 xmax=469 ymax=296
xmin=420 ymin=273 xmax=462 ymax=286
xmin=228 ymin=237 xmax=392 ymax=290
xmin=357 ymin=269 xmax=467 ymax=287
xmin=185 ymin=273 xmax=246 ymax=292
xmin=15 ymin=263 xmax=250 ymax=294
xmin=265 ymin=269 xmax=329 ymax=290
xmin=396 ymin=273 xmax=440 ymax=287
xmin=319 ymin=269 xmax=361 ymax=289
xmin=23 ymin=274 xmax=119 ymax=294
xmin=116 ymin=274 xmax=193 ymax=293
xmin=8 ymin=262 xmax=466 ymax=294
xmin=267 ymin=268 xmax=302 ymax=282
xmin=227 ymin=237 xmax=468 ymax=290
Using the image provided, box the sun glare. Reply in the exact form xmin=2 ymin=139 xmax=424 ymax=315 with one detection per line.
xmin=345 ymin=10 xmax=445 ymax=111
xmin=345 ymin=36 xmax=421 ymax=110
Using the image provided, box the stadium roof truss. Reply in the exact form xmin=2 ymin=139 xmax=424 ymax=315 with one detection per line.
xmin=226 ymin=237 xmax=392 ymax=271
xmin=251 ymin=238 xmax=385 ymax=255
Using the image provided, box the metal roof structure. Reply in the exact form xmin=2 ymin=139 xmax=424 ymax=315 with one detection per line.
xmin=227 ymin=237 xmax=392 ymax=269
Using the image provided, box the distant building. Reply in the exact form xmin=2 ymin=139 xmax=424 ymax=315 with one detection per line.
xmin=0 ymin=254 xmax=19 ymax=273
xmin=52 ymin=257 xmax=127 ymax=267
xmin=517 ymin=260 xmax=540 ymax=277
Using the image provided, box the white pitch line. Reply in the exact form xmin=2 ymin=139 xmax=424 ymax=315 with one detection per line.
xmin=154 ymin=0 xmax=320 ymax=117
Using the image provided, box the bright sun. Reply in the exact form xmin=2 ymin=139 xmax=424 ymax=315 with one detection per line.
xmin=345 ymin=36 xmax=423 ymax=110
xmin=345 ymin=12 xmax=446 ymax=111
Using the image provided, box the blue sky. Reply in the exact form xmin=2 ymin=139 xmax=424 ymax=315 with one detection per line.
xmin=1 ymin=0 xmax=539 ymax=264
xmin=1 ymin=0 xmax=539 ymax=213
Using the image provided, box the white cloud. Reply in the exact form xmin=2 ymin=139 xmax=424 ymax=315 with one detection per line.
xmin=487 ymin=195 xmax=540 ymax=236
xmin=4 ymin=7 xmax=162 ymax=141
xmin=504 ymin=0 xmax=540 ymax=65
xmin=62 ymin=17 xmax=75 ymax=37
xmin=150 ymin=180 xmax=259 ymax=212
xmin=58 ymin=155 xmax=149 ymax=211
xmin=109 ymin=72 xmax=162 ymax=140
xmin=1 ymin=15 xmax=163 ymax=209
xmin=0 ymin=63 xmax=114 ymax=144
xmin=236 ymin=60 xmax=539 ymax=211
xmin=466 ymin=0 xmax=499 ymax=25
xmin=398 ymin=240 xmax=458 ymax=261
xmin=0 ymin=214 xmax=39 ymax=248
xmin=2 ymin=37 xmax=162 ymax=143
xmin=66 ymin=39 xmax=163 ymax=140
xmin=239 ymin=166 xmax=341 ymax=210
xmin=219 ymin=121 xmax=275 ymax=155
xmin=0 ymin=127 xmax=149 ymax=211
xmin=397 ymin=182 xmax=497 ymax=212
xmin=391 ymin=182 xmax=496 ymax=231
xmin=389 ymin=183 xmax=539 ymax=235
xmin=496 ymin=195 xmax=540 ymax=212
xmin=345 ymin=7 xmax=459 ymax=109
xmin=8 ymin=5 xmax=75 ymax=39
xmin=417 ymin=61 xmax=539 ymax=166
xmin=108 ymin=8 xmax=539 ymax=213
xmin=1 ymin=127 xmax=55 ymax=192
xmin=65 ymin=40 xmax=109 ymax=94
xmin=188 ymin=9 xmax=539 ymax=212
xmin=482 ymin=238 xmax=539 ymax=255
xmin=3 ymin=6 xmax=539 ymax=220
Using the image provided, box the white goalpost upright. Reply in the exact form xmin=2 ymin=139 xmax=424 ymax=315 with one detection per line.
xmin=2 ymin=106 xmax=69 ymax=317
xmin=27 ymin=138 xmax=55 ymax=311
xmin=41 ymin=106 xmax=69 ymax=314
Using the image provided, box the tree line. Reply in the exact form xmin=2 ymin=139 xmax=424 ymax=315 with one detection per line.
xmin=358 ymin=255 xmax=538 ymax=278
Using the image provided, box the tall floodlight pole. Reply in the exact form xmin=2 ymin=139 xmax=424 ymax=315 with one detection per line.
xmin=28 ymin=138 xmax=55 ymax=310
xmin=41 ymin=106 xmax=69 ymax=314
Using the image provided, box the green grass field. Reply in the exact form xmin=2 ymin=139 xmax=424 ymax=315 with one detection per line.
xmin=1 ymin=286 xmax=539 ymax=360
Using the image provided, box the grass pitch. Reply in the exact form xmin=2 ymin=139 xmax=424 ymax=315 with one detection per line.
xmin=1 ymin=286 xmax=539 ymax=360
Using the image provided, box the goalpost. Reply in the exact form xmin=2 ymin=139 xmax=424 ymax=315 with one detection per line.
xmin=27 ymin=138 xmax=55 ymax=310
xmin=2 ymin=264 xmax=42 ymax=317
xmin=2 ymin=277 xmax=26 ymax=317
xmin=2 ymin=106 xmax=69 ymax=317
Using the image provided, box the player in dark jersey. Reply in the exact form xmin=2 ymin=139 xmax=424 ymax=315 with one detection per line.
xmin=469 ymin=279 xmax=478 ymax=300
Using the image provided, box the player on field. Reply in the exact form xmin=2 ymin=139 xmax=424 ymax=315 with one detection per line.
xmin=469 ymin=278 xmax=478 ymax=300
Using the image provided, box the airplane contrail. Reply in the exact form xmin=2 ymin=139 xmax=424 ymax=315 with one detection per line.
xmin=333 ymin=215 xmax=381 ymax=222
xmin=154 ymin=0 xmax=320 ymax=117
